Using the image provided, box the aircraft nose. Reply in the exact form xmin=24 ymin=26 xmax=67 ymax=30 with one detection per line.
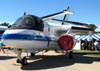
xmin=1 ymin=32 xmax=18 ymax=47
xmin=1 ymin=29 xmax=33 ymax=48
xmin=2 ymin=34 xmax=9 ymax=40
xmin=1 ymin=33 xmax=10 ymax=45
xmin=1 ymin=33 xmax=21 ymax=48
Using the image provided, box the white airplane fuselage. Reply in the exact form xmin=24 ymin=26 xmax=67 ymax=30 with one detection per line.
xmin=2 ymin=23 xmax=74 ymax=50
xmin=2 ymin=29 xmax=48 ymax=48
xmin=1 ymin=13 xmax=76 ymax=53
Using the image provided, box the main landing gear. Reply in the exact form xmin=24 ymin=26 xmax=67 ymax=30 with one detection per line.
xmin=68 ymin=51 xmax=73 ymax=59
xmin=65 ymin=51 xmax=73 ymax=59
xmin=30 ymin=52 xmax=35 ymax=57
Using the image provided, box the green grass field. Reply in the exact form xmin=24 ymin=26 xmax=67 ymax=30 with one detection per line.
xmin=73 ymin=50 xmax=100 ymax=57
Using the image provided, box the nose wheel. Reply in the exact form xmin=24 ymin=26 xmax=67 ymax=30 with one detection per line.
xmin=16 ymin=49 xmax=28 ymax=65
xmin=22 ymin=57 xmax=27 ymax=65
xmin=16 ymin=57 xmax=27 ymax=65
xmin=30 ymin=53 xmax=35 ymax=57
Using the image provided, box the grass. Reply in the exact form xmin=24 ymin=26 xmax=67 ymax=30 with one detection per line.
xmin=73 ymin=50 xmax=100 ymax=57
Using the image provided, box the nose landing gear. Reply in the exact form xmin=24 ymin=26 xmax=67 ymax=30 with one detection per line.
xmin=16 ymin=57 xmax=27 ymax=65
xmin=16 ymin=49 xmax=28 ymax=65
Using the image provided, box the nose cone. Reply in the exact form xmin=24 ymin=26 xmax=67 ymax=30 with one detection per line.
xmin=1 ymin=33 xmax=10 ymax=46
xmin=1 ymin=33 xmax=25 ymax=48
xmin=1 ymin=30 xmax=21 ymax=47
xmin=2 ymin=34 xmax=10 ymax=40
xmin=1 ymin=29 xmax=34 ymax=48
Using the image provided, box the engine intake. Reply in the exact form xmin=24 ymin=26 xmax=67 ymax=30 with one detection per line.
xmin=58 ymin=34 xmax=74 ymax=50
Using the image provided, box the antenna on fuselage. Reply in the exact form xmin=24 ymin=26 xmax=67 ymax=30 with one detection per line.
xmin=24 ymin=12 xmax=26 ymax=15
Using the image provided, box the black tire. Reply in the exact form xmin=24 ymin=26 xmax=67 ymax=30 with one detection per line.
xmin=69 ymin=51 xmax=73 ymax=59
xmin=16 ymin=59 xmax=22 ymax=63
xmin=30 ymin=53 xmax=35 ymax=57
xmin=22 ymin=57 xmax=27 ymax=65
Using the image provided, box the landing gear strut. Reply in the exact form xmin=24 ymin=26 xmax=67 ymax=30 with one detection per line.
xmin=65 ymin=51 xmax=73 ymax=59
xmin=68 ymin=51 xmax=73 ymax=59
xmin=16 ymin=49 xmax=28 ymax=65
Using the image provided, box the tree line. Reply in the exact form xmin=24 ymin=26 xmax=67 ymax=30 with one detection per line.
xmin=0 ymin=22 xmax=11 ymax=27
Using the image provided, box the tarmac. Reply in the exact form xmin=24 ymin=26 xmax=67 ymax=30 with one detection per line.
xmin=0 ymin=50 xmax=100 ymax=71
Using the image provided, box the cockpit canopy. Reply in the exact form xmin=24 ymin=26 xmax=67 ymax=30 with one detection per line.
xmin=10 ymin=15 xmax=44 ymax=31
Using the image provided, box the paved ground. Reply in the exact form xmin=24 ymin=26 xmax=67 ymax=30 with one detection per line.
xmin=0 ymin=50 xmax=100 ymax=71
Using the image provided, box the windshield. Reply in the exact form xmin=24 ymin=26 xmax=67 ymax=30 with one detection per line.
xmin=10 ymin=15 xmax=44 ymax=31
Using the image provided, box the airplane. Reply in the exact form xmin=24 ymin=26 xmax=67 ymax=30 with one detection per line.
xmin=0 ymin=26 xmax=7 ymax=39
xmin=1 ymin=8 xmax=97 ymax=65
xmin=0 ymin=26 xmax=7 ymax=52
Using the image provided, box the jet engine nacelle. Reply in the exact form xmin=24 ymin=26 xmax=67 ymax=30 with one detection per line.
xmin=58 ymin=34 xmax=74 ymax=50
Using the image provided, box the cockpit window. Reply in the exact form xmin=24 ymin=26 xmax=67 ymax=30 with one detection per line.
xmin=13 ymin=17 xmax=23 ymax=27
xmin=10 ymin=15 xmax=44 ymax=31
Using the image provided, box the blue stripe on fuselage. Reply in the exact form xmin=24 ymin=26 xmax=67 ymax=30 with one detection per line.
xmin=2 ymin=34 xmax=51 ymax=41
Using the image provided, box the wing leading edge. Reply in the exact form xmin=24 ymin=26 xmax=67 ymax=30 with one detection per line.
xmin=41 ymin=9 xmax=73 ymax=21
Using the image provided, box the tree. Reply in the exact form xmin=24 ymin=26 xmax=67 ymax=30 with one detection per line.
xmin=0 ymin=22 xmax=9 ymax=26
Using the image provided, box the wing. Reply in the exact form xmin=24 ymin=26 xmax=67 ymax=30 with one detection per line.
xmin=48 ymin=24 xmax=96 ymax=37
xmin=41 ymin=9 xmax=73 ymax=21
xmin=53 ymin=26 xmax=92 ymax=36
xmin=41 ymin=8 xmax=97 ymax=35
xmin=52 ymin=19 xmax=97 ymax=35
xmin=71 ymin=26 xmax=94 ymax=35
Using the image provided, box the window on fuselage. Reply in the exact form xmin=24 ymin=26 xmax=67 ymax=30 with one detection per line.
xmin=10 ymin=15 xmax=44 ymax=31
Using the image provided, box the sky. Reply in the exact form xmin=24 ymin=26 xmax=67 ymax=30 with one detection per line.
xmin=0 ymin=0 xmax=100 ymax=31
